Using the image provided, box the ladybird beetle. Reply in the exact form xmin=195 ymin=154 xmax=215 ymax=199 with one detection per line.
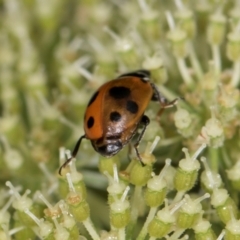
xmin=59 ymin=70 xmax=178 ymax=175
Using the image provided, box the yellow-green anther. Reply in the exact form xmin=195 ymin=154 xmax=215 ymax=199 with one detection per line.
xmin=211 ymin=188 xmax=238 ymax=224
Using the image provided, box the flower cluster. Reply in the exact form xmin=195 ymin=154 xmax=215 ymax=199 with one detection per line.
xmin=1 ymin=0 xmax=240 ymax=239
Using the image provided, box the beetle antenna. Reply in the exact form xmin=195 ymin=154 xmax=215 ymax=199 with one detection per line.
xmin=58 ymin=135 xmax=86 ymax=175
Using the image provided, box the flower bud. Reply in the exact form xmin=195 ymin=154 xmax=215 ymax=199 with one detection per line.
xmin=148 ymin=198 xmax=184 ymax=238
xmin=174 ymin=108 xmax=196 ymax=137
xmin=142 ymin=54 xmax=168 ymax=84
xmin=174 ymin=145 xmax=205 ymax=192
xmin=104 ymin=27 xmax=137 ymax=67
xmin=66 ymin=192 xmax=90 ymax=222
xmin=167 ymin=28 xmax=188 ymax=58
xmin=227 ymin=31 xmax=240 ymax=62
xmin=193 ymin=218 xmax=216 ymax=240
xmin=211 ymin=188 xmax=238 ymax=224
xmin=207 ymin=13 xmax=226 ymax=45
xmin=99 ymin=156 xmax=120 ymax=176
xmin=198 ymin=109 xmax=224 ymax=148
xmin=139 ymin=8 xmax=160 ymax=41
xmin=110 ymin=187 xmax=130 ymax=229
xmin=6 ymin=182 xmax=35 ymax=226
xmin=177 ymin=193 xmax=210 ymax=229
xmin=107 ymin=164 xmax=127 ymax=204
xmin=200 ymin=157 xmax=222 ymax=193
xmin=129 ymin=162 xmax=152 ymax=186
xmin=144 ymin=159 xmax=171 ymax=207
xmin=225 ymin=219 xmax=240 ymax=240
xmin=218 ymin=85 xmax=239 ymax=121
xmin=175 ymin=8 xmax=196 ymax=39
xmin=226 ymin=160 xmax=240 ymax=190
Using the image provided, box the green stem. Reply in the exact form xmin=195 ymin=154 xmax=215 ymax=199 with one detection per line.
xmin=82 ymin=218 xmax=100 ymax=240
xmin=188 ymin=41 xmax=204 ymax=81
xmin=118 ymin=228 xmax=125 ymax=240
xmin=136 ymin=207 xmax=158 ymax=240
xmin=231 ymin=61 xmax=240 ymax=87
xmin=212 ymin=44 xmax=221 ymax=75
xmin=168 ymin=228 xmax=185 ymax=239
xmin=177 ymin=57 xmax=193 ymax=85
xmin=208 ymin=148 xmax=219 ymax=172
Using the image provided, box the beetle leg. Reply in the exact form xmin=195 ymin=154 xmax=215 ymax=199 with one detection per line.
xmin=151 ymin=83 xmax=181 ymax=119
xmin=58 ymin=135 xmax=86 ymax=175
xmin=134 ymin=115 xmax=150 ymax=163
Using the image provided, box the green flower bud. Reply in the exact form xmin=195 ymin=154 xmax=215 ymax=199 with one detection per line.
xmin=144 ymin=159 xmax=171 ymax=207
xmin=66 ymin=192 xmax=90 ymax=222
xmin=207 ymin=13 xmax=226 ymax=45
xmin=107 ymin=181 xmax=126 ymax=204
xmin=129 ymin=161 xmax=152 ymax=186
xmin=225 ymin=219 xmax=240 ymax=240
xmin=174 ymin=108 xmax=196 ymax=137
xmin=175 ymin=9 xmax=196 ymax=39
xmin=167 ymin=28 xmax=188 ymax=58
xmin=211 ymin=188 xmax=238 ymax=224
xmin=193 ymin=219 xmax=216 ymax=240
xmin=144 ymin=187 xmax=166 ymax=208
xmin=142 ymin=55 xmax=168 ymax=84
xmin=110 ymin=200 xmax=130 ymax=229
xmin=59 ymin=171 xmax=87 ymax=199
xmin=227 ymin=32 xmax=240 ymax=62
xmin=177 ymin=194 xmax=209 ymax=229
xmin=139 ymin=9 xmax=160 ymax=40
xmin=200 ymin=157 xmax=222 ymax=193
xmin=227 ymin=160 xmax=240 ymax=190
xmin=99 ymin=156 xmax=120 ymax=176
xmin=218 ymin=86 xmax=239 ymax=122
xmin=174 ymin=147 xmax=202 ymax=192
xmin=199 ymin=117 xmax=224 ymax=148
xmin=148 ymin=207 xmax=176 ymax=238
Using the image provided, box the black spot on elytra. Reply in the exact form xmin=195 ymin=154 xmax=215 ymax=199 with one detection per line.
xmin=88 ymin=91 xmax=99 ymax=107
xmin=109 ymin=86 xmax=131 ymax=99
xmin=87 ymin=116 xmax=94 ymax=128
xmin=110 ymin=111 xmax=122 ymax=122
xmin=126 ymin=100 xmax=138 ymax=114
